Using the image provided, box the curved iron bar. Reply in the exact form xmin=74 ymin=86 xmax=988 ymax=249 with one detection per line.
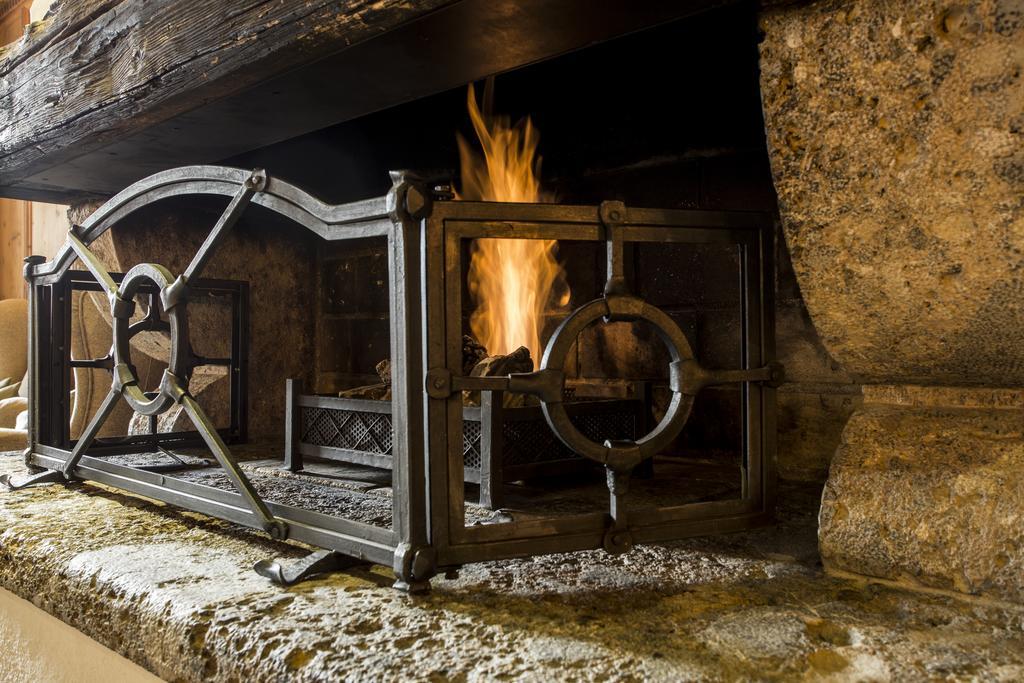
xmin=535 ymin=295 xmax=697 ymax=473
xmin=31 ymin=165 xmax=391 ymax=282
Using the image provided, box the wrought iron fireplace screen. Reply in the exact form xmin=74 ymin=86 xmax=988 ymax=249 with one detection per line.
xmin=11 ymin=165 xmax=779 ymax=591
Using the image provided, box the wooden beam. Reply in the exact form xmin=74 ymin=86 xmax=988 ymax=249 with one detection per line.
xmin=0 ymin=0 xmax=726 ymax=203
xmin=0 ymin=0 xmax=454 ymax=200
xmin=0 ymin=0 xmax=32 ymax=299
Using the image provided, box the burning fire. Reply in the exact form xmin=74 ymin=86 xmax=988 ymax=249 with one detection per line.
xmin=457 ymin=83 xmax=569 ymax=366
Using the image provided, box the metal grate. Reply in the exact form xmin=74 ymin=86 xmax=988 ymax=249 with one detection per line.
xmin=302 ymin=407 xmax=394 ymax=455
xmin=502 ymin=410 xmax=636 ymax=466
xmin=462 ymin=420 xmax=483 ymax=470
xmin=302 ymin=405 xmax=636 ymax=470
xmin=575 ymin=412 xmax=636 ymax=445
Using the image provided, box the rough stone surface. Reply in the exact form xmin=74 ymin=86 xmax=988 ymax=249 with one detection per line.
xmin=820 ymin=386 xmax=1024 ymax=603
xmin=2 ymin=453 xmax=1024 ymax=681
xmin=760 ymin=0 xmax=1024 ymax=385
xmin=760 ymin=0 xmax=1024 ymax=602
xmin=776 ymin=387 xmax=860 ymax=481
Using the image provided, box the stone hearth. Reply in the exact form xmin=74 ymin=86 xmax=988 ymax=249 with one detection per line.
xmin=2 ymin=452 xmax=1023 ymax=680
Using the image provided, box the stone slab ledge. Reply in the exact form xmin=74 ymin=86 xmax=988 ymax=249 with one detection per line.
xmin=2 ymin=454 xmax=1024 ymax=680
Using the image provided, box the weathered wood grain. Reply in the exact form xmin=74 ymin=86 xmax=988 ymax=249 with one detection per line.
xmin=0 ymin=0 xmax=452 ymax=196
xmin=0 ymin=0 xmax=722 ymax=202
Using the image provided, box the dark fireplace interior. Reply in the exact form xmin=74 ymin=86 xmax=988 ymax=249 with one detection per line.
xmin=229 ymin=2 xmax=775 ymax=460
xmin=56 ymin=2 xmax=789 ymax=525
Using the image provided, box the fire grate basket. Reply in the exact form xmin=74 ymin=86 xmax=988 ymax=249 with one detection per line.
xmin=284 ymin=383 xmax=645 ymax=509
xmin=12 ymin=166 xmax=780 ymax=592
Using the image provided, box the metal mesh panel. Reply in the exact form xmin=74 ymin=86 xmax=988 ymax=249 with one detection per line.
xmin=302 ymin=407 xmax=338 ymax=446
xmin=502 ymin=410 xmax=637 ymax=467
xmin=301 ymin=407 xmax=394 ymax=456
xmin=574 ymin=412 xmax=636 ymax=445
xmin=501 ymin=420 xmax=563 ymax=466
xmin=368 ymin=413 xmax=393 ymax=454
xmin=462 ymin=420 xmax=483 ymax=470
xmin=301 ymin=404 xmax=637 ymax=470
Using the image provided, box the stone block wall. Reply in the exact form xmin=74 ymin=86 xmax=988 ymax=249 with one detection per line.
xmin=760 ymin=0 xmax=1024 ymax=600
xmin=315 ymin=238 xmax=391 ymax=394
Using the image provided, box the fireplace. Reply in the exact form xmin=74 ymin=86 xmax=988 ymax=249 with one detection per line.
xmin=16 ymin=160 xmax=779 ymax=590
xmin=2 ymin=0 xmax=1023 ymax=626
xmin=3 ymin=3 xmax=798 ymax=591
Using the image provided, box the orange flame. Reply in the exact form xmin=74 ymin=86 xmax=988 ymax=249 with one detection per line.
xmin=457 ymin=83 xmax=568 ymax=366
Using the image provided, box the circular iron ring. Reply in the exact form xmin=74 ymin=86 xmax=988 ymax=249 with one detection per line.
xmin=111 ymin=263 xmax=190 ymax=416
xmin=539 ymin=295 xmax=696 ymax=471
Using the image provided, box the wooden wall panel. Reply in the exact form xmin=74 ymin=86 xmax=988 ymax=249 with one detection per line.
xmin=0 ymin=2 xmax=28 ymax=45
xmin=30 ymin=201 xmax=67 ymax=260
xmin=1 ymin=1 xmax=36 ymax=300
xmin=0 ymin=199 xmax=29 ymax=300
